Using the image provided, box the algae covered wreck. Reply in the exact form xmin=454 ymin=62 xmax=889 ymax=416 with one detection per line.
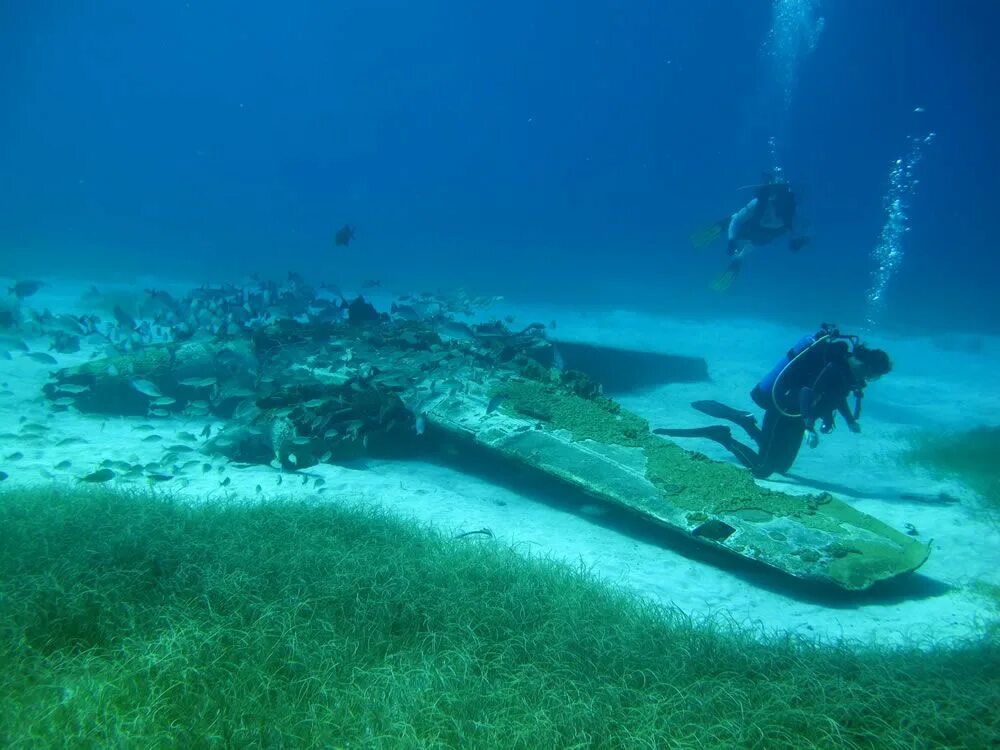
xmin=43 ymin=287 xmax=929 ymax=590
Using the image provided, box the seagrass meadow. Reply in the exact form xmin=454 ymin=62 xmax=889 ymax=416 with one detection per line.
xmin=2 ymin=484 xmax=998 ymax=749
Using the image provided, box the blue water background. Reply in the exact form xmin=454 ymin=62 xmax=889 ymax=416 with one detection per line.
xmin=2 ymin=1 xmax=997 ymax=333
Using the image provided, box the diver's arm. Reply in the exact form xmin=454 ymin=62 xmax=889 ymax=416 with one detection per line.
xmin=837 ymin=398 xmax=861 ymax=432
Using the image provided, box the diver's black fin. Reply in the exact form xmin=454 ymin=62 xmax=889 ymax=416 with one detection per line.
xmin=692 ymin=400 xmax=752 ymax=422
xmin=653 ymin=424 xmax=759 ymax=471
xmin=653 ymin=425 xmax=733 ymax=442
xmin=691 ymin=400 xmax=759 ymax=438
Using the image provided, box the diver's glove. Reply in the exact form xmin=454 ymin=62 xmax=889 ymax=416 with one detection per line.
xmin=847 ymin=421 xmax=861 ymax=434
xmin=806 ymin=430 xmax=819 ymax=449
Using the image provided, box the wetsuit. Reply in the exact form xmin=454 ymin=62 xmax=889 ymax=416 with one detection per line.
xmin=747 ymin=336 xmax=860 ymax=477
xmin=727 ymin=184 xmax=798 ymax=254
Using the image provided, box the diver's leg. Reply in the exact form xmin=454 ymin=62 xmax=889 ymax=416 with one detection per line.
xmin=754 ymin=411 xmax=805 ymax=477
xmin=691 ymin=400 xmax=763 ymax=443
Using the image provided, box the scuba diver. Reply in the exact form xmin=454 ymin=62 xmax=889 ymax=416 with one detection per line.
xmin=691 ymin=169 xmax=811 ymax=291
xmin=654 ymin=324 xmax=892 ymax=479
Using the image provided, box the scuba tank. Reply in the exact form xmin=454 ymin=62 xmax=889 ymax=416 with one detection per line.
xmin=755 ymin=324 xmax=864 ymax=419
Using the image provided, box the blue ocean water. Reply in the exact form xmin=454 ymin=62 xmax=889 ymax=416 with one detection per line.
xmin=2 ymin=1 xmax=997 ymax=332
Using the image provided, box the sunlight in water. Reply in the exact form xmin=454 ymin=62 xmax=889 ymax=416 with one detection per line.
xmin=764 ymin=0 xmax=825 ymax=109
xmin=865 ymin=131 xmax=936 ymax=329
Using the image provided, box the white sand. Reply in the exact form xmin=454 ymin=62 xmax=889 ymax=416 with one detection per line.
xmin=2 ymin=280 xmax=999 ymax=648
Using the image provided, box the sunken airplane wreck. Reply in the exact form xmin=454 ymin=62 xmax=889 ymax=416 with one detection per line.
xmin=42 ymin=279 xmax=929 ymax=591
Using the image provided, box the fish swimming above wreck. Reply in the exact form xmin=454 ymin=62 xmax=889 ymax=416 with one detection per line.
xmin=334 ymin=224 xmax=355 ymax=247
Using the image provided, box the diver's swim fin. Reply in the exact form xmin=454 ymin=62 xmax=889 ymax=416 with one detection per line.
xmin=689 ymin=219 xmax=728 ymax=249
xmin=653 ymin=425 xmax=734 ymax=442
xmin=710 ymin=257 xmax=742 ymax=292
xmin=692 ymin=400 xmax=754 ymax=424
xmin=653 ymin=425 xmax=759 ymax=470
xmin=692 ymin=400 xmax=760 ymax=440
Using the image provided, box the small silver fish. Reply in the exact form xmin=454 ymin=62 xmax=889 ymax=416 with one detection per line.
xmin=27 ymin=352 xmax=58 ymax=365
xmin=131 ymin=379 xmax=163 ymax=398
xmin=56 ymin=436 xmax=88 ymax=446
xmin=179 ymin=377 xmax=217 ymax=388
xmin=57 ymin=384 xmax=90 ymax=395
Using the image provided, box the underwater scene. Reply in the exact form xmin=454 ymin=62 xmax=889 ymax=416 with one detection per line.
xmin=1 ymin=1 xmax=999 ymax=747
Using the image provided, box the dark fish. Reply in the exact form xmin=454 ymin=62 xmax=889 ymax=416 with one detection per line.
xmin=50 ymin=333 xmax=81 ymax=354
xmin=9 ymin=280 xmax=44 ymax=299
xmin=334 ymin=224 xmax=355 ymax=247
xmin=113 ymin=305 xmax=138 ymax=330
xmin=437 ymin=320 xmax=477 ymax=343
xmin=146 ymin=473 xmax=174 ymax=482
xmin=0 ymin=335 xmax=29 ymax=351
xmin=80 ymin=468 xmax=115 ymax=483
xmin=56 ymin=436 xmax=88 ymax=446
xmin=486 ymin=394 xmax=508 ymax=414
xmin=360 ymin=279 xmax=381 ymax=289
xmin=27 ymin=352 xmax=58 ymax=365
xmin=390 ymin=302 xmax=420 ymax=321
xmin=0 ymin=470 xmax=7 ymax=481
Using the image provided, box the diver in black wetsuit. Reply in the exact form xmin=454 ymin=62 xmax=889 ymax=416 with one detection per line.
xmin=655 ymin=324 xmax=892 ymax=479
xmin=692 ymin=170 xmax=811 ymax=291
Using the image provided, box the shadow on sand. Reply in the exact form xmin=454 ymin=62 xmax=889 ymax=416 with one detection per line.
xmin=423 ymin=446 xmax=949 ymax=610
